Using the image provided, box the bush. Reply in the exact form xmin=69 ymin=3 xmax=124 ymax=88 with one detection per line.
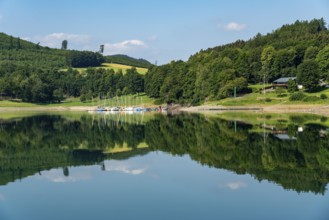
xmin=289 ymin=92 xmax=306 ymax=101
xmin=277 ymin=93 xmax=287 ymax=97
xmin=287 ymin=79 xmax=298 ymax=93
xmin=80 ymin=94 xmax=86 ymax=102
xmin=320 ymin=94 xmax=328 ymax=99
xmin=265 ymin=98 xmax=272 ymax=102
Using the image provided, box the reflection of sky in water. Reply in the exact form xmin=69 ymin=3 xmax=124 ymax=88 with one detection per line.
xmin=37 ymin=169 xmax=93 ymax=183
xmin=0 ymin=152 xmax=328 ymax=220
xmin=104 ymin=160 xmax=147 ymax=175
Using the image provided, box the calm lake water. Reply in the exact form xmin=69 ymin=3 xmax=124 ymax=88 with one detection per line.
xmin=0 ymin=112 xmax=328 ymax=220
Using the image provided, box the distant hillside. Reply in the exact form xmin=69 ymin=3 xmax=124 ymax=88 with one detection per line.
xmin=0 ymin=33 xmax=151 ymax=69
xmin=105 ymin=54 xmax=152 ymax=68
xmin=145 ymin=18 xmax=329 ymax=105
xmin=0 ymin=32 xmax=68 ymax=68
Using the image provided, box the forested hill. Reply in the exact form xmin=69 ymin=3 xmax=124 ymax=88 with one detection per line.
xmin=0 ymin=33 xmax=144 ymax=103
xmin=145 ymin=18 xmax=329 ymax=105
xmin=0 ymin=32 xmax=68 ymax=68
xmin=0 ymin=33 xmax=151 ymax=69
xmin=105 ymin=54 xmax=152 ymax=68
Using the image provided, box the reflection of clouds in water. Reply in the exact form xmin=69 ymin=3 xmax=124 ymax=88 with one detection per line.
xmin=38 ymin=169 xmax=92 ymax=183
xmin=104 ymin=160 xmax=147 ymax=175
xmin=219 ymin=181 xmax=247 ymax=190
xmin=0 ymin=193 xmax=5 ymax=201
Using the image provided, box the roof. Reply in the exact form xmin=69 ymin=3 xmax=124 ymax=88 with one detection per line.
xmin=272 ymin=77 xmax=296 ymax=83
xmin=274 ymin=134 xmax=297 ymax=140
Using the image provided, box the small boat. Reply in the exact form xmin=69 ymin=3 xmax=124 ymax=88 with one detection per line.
xmin=110 ymin=107 xmax=120 ymax=111
xmin=97 ymin=106 xmax=106 ymax=112
xmin=134 ymin=107 xmax=144 ymax=112
xmin=124 ymin=107 xmax=134 ymax=112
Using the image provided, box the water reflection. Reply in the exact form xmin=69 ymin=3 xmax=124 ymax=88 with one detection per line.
xmin=0 ymin=113 xmax=328 ymax=194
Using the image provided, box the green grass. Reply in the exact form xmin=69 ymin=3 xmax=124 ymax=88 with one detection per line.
xmin=207 ymin=85 xmax=329 ymax=106
xmin=0 ymin=100 xmax=39 ymax=107
xmin=89 ymin=93 xmax=157 ymax=107
xmin=248 ymin=83 xmax=272 ymax=90
xmin=0 ymin=98 xmax=93 ymax=107
xmin=70 ymin=63 xmax=148 ymax=75
xmin=101 ymin=63 xmax=148 ymax=74
xmin=0 ymin=94 xmax=158 ymax=108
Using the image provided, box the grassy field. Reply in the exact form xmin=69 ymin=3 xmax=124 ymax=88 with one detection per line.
xmin=71 ymin=63 xmax=148 ymax=75
xmin=206 ymin=86 xmax=329 ymax=106
xmin=0 ymin=94 xmax=158 ymax=108
xmin=101 ymin=63 xmax=148 ymax=74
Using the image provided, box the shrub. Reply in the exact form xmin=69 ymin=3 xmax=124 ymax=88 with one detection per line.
xmin=289 ymin=92 xmax=306 ymax=101
xmin=80 ymin=94 xmax=86 ymax=102
xmin=287 ymin=79 xmax=298 ymax=93
xmin=320 ymin=94 xmax=328 ymax=99
xmin=265 ymin=98 xmax=272 ymax=102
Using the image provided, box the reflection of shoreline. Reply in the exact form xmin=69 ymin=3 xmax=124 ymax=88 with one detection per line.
xmin=180 ymin=104 xmax=329 ymax=116
xmin=0 ymin=104 xmax=329 ymax=116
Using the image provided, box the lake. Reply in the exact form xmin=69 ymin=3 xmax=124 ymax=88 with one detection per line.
xmin=0 ymin=112 xmax=328 ymax=220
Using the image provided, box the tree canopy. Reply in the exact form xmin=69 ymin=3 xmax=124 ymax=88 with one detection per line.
xmin=145 ymin=18 xmax=329 ymax=104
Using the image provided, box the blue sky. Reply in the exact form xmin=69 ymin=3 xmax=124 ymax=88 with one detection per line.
xmin=0 ymin=0 xmax=328 ymax=64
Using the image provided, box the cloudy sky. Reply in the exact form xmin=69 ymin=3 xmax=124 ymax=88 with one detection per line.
xmin=0 ymin=0 xmax=328 ymax=64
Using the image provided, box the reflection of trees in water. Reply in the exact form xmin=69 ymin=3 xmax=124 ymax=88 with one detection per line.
xmin=146 ymin=114 xmax=329 ymax=194
xmin=0 ymin=114 xmax=329 ymax=194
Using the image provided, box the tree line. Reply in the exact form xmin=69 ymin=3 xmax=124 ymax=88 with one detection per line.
xmin=0 ymin=62 xmax=144 ymax=103
xmin=144 ymin=18 xmax=329 ymax=104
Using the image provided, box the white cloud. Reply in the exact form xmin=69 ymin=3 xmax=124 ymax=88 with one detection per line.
xmin=104 ymin=161 xmax=147 ymax=175
xmin=31 ymin=32 xmax=91 ymax=48
xmin=104 ymin=39 xmax=147 ymax=55
xmin=38 ymin=169 xmax=92 ymax=183
xmin=218 ymin=181 xmax=248 ymax=190
xmin=226 ymin=181 xmax=247 ymax=190
xmin=224 ymin=22 xmax=247 ymax=31
xmin=148 ymin=35 xmax=158 ymax=41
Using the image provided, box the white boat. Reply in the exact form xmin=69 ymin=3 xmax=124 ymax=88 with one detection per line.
xmin=134 ymin=107 xmax=144 ymax=112
xmin=124 ymin=107 xmax=134 ymax=111
xmin=110 ymin=107 xmax=120 ymax=111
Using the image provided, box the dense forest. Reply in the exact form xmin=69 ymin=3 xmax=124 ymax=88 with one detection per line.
xmin=0 ymin=113 xmax=328 ymax=194
xmin=0 ymin=62 xmax=143 ymax=103
xmin=145 ymin=18 xmax=329 ymax=104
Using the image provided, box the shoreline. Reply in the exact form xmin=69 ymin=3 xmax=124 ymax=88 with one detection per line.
xmin=179 ymin=104 xmax=329 ymax=115
xmin=0 ymin=104 xmax=329 ymax=115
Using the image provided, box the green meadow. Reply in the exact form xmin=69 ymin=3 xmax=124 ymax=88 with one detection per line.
xmin=71 ymin=63 xmax=148 ymax=75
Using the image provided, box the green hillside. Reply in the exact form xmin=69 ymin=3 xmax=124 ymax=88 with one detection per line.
xmin=0 ymin=33 xmax=68 ymax=68
xmin=145 ymin=18 xmax=329 ymax=105
xmin=0 ymin=32 xmax=150 ymax=104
